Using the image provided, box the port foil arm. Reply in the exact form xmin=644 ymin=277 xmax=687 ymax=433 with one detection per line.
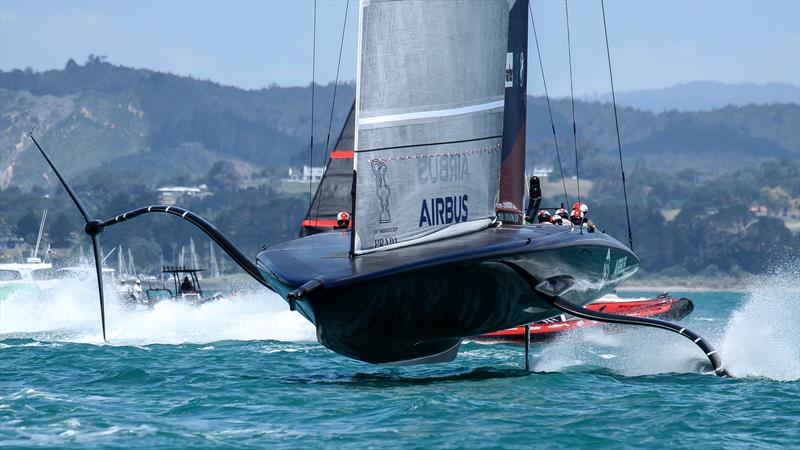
xmin=93 ymin=204 xmax=273 ymax=292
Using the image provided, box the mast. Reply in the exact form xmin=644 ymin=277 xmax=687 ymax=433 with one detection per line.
xmin=190 ymin=237 xmax=201 ymax=279
xmin=209 ymin=243 xmax=220 ymax=278
xmin=31 ymin=209 xmax=47 ymax=260
xmin=118 ymin=245 xmax=126 ymax=277
xmin=499 ymin=0 xmax=529 ymax=212
xmin=127 ymin=248 xmax=137 ymax=278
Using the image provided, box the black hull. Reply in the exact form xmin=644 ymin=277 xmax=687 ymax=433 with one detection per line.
xmin=257 ymin=224 xmax=638 ymax=364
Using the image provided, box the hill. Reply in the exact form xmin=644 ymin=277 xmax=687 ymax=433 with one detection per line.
xmin=0 ymin=58 xmax=354 ymax=189
xmin=3 ymin=60 xmax=799 ymax=189
xmin=580 ymin=81 xmax=800 ymax=112
xmin=525 ymin=98 xmax=799 ymax=174
xmin=1 ymin=60 xmax=798 ymax=277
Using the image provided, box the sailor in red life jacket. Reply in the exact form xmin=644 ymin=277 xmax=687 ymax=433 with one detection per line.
xmin=335 ymin=211 xmax=350 ymax=230
xmin=570 ymin=202 xmax=596 ymax=232
xmin=537 ymin=209 xmax=552 ymax=224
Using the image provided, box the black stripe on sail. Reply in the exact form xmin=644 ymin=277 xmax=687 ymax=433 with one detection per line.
xmin=357 ymin=135 xmax=503 ymax=154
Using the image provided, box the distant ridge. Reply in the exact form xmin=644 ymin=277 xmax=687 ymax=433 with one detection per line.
xmin=580 ymin=81 xmax=800 ymax=112
xmin=1 ymin=60 xmax=798 ymax=188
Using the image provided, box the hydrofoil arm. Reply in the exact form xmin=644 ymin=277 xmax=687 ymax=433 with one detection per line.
xmin=500 ymin=262 xmax=730 ymax=377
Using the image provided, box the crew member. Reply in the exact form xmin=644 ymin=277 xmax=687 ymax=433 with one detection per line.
xmin=572 ymin=202 xmax=589 ymax=215
xmin=550 ymin=214 xmax=564 ymax=225
xmin=571 ymin=202 xmax=596 ymax=232
xmin=570 ymin=209 xmax=584 ymax=226
xmin=180 ymin=276 xmax=194 ymax=293
xmin=537 ymin=210 xmax=551 ymax=223
xmin=555 ymin=208 xmax=569 ymax=221
xmin=335 ymin=211 xmax=350 ymax=229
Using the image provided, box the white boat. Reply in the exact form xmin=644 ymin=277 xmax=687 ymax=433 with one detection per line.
xmin=0 ymin=210 xmax=53 ymax=300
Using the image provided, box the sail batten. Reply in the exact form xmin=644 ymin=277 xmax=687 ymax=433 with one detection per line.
xmin=359 ymin=100 xmax=505 ymax=126
xmin=353 ymin=0 xmax=510 ymax=254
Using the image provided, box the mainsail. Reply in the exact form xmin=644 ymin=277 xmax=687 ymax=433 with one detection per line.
xmin=353 ymin=0 xmax=510 ymax=254
xmin=300 ymin=102 xmax=356 ymax=237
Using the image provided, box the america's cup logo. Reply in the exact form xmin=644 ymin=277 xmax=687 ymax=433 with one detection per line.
xmin=371 ymin=159 xmax=391 ymax=223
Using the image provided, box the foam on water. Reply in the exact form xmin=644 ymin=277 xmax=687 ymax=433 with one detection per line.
xmin=533 ymin=264 xmax=800 ymax=381
xmin=2 ymin=267 xmax=798 ymax=381
xmin=720 ymin=263 xmax=800 ymax=381
xmin=0 ymin=277 xmax=315 ymax=345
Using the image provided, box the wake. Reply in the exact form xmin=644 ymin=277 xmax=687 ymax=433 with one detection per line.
xmin=3 ymin=265 xmax=798 ymax=381
xmin=0 ymin=278 xmax=315 ymax=345
xmin=532 ymin=264 xmax=800 ymax=381
xmin=720 ymin=264 xmax=800 ymax=381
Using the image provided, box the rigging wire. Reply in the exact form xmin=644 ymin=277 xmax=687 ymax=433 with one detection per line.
xmin=564 ymin=0 xmax=581 ymax=210
xmin=324 ymin=0 xmax=350 ymax=156
xmin=529 ymin=1 xmax=569 ymax=208
xmin=308 ymin=0 xmax=317 ymax=209
xmin=601 ymin=0 xmax=634 ymax=250
xmin=315 ymin=0 xmax=350 ymax=224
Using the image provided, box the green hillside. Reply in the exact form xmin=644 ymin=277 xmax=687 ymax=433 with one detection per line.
xmin=3 ymin=59 xmax=798 ymax=190
xmin=1 ymin=58 xmax=354 ymax=189
xmin=1 ymin=59 xmax=798 ymax=278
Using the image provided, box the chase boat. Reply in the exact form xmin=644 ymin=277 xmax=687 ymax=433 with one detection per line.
xmin=477 ymin=293 xmax=695 ymax=344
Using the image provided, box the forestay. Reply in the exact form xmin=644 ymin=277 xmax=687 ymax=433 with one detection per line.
xmin=353 ymin=0 xmax=510 ymax=254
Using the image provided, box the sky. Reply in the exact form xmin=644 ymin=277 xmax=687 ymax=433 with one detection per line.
xmin=1 ymin=0 xmax=798 ymax=97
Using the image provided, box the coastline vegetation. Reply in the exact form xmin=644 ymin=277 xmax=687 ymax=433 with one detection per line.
xmin=1 ymin=59 xmax=797 ymax=281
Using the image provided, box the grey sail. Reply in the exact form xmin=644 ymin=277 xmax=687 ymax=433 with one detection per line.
xmin=352 ymin=0 xmax=510 ymax=254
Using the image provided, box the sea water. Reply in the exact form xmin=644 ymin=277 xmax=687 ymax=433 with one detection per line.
xmin=1 ymin=271 xmax=798 ymax=449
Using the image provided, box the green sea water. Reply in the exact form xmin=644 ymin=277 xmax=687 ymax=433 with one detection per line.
xmin=1 ymin=275 xmax=798 ymax=449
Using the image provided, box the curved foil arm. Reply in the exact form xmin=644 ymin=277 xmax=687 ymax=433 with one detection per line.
xmin=93 ymin=205 xmax=273 ymax=292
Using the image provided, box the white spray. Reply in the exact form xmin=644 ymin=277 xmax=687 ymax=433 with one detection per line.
xmin=720 ymin=263 xmax=800 ymax=381
xmin=0 ymin=277 xmax=315 ymax=346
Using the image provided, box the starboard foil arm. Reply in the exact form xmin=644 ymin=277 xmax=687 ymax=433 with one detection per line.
xmin=498 ymin=262 xmax=730 ymax=377
xmin=29 ymin=133 xmax=274 ymax=340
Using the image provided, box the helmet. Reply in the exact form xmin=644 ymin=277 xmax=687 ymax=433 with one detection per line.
xmin=537 ymin=210 xmax=551 ymax=223
xmin=556 ymin=208 xmax=569 ymax=219
xmin=550 ymin=215 xmax=563 ymax=225
xmin=570 ymin=209 xmax=583 ymax=225
xmin=572 ymin=202 xmax=588 ymax=215
xmin=336 ymin=211 xmax=350 ymax=228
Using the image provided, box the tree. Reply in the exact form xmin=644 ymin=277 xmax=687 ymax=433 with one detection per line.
xmin=49 ymin=212 xmax=78 ymax=248
xmin=15 ymin=212 xmax=39 ymax=244
xmin=207 ymin=160 xmax=240 ymax=193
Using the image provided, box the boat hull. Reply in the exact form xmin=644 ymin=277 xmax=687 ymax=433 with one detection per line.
xmin=257 ymin=224 xmax=638 ymax=364
xmin=476 ymin=296 xmax=695 ymax=344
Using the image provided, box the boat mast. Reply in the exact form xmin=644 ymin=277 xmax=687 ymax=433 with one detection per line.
xmin=128 ymin=248 xmax=137 ymax=278
xmin=31 ymin=209 xmax=47 ymax=260
xmin=118 ymin=245 xmax=126 ymax=277
xmin=209 ymin=243 xmax=220 ymax=278
xmin=190 ymin=237 xmax=201 ymax=279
